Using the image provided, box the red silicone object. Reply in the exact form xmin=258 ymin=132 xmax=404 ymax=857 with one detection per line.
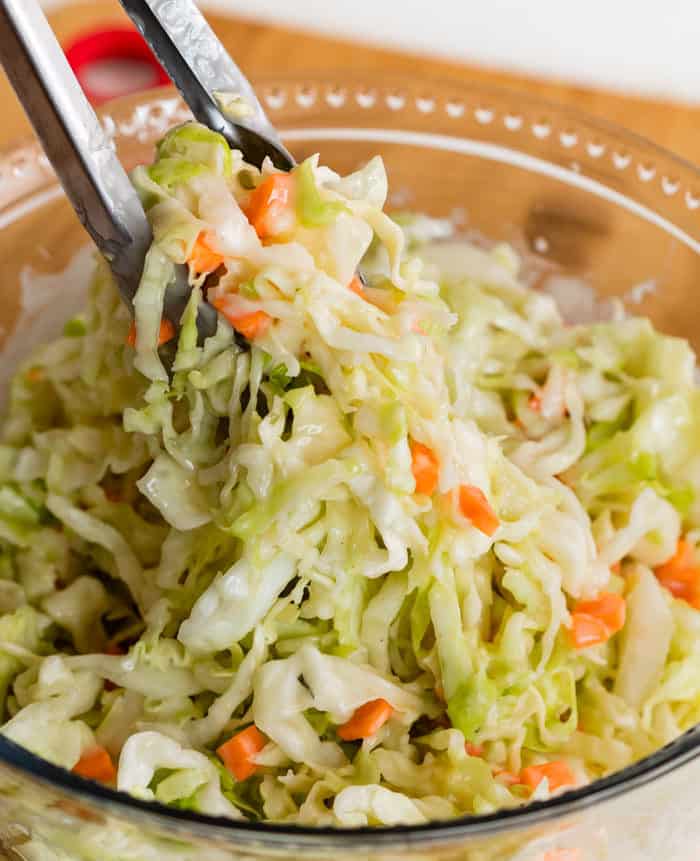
xmin=64 ymin=27 xmax=170 ymax=105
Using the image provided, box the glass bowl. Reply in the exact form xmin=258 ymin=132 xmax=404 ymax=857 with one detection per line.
xmin=0 ymin=77 xmax=698 ymax=861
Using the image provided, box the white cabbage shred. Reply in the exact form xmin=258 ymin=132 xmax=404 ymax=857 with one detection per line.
xmin=0 ymin=122 xmax=699 ymax=827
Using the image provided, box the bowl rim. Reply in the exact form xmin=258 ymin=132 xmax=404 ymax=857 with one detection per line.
xmin=1 ymin=726 xmax=700 ymax=848
xmin=2 ymin=73 xmax=699 ymax=177
xmin=253 ymin=70 xmax=700 ymax=175
xmin=0 ymin=79 xmax=699 ymax=847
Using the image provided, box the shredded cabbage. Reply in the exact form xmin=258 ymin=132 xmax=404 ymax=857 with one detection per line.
xmin=1 ymin=121 xmax=700 ymax=827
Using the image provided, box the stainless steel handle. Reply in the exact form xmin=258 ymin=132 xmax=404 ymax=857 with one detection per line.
xmin=119 ymin=0 xmax=294 ymax=169
xmin=0 ymin=0 xmax=152 ymax=301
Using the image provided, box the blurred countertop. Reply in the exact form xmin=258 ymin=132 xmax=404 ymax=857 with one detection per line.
xmin=203 ymin=0 xmax=700 ymax=105
xmin=4 ymin=0 xmax=700 ymax=165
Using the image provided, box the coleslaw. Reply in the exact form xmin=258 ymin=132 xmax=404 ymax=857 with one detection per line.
xmin=0 ymin=122 xmax=699 ymax=826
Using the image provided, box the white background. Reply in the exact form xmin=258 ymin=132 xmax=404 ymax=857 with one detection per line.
xmin=42 ymin=0 xmax=700 ymax=103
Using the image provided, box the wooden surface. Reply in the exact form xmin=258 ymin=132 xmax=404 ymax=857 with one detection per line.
xmin=1 ymin=1 xmax=698 ymax=166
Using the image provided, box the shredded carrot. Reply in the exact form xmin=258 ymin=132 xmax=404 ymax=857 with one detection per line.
xmin=348 ymin=275 xmax=365 ymax=297
xmin=72 ymin=747 xmax=116 ymax=784
xmin=528 ymin=392 xmax=542 ymax=412
xmin=520 ymin=761 xmax=575 ymax=793
xmin=217 ymin=725 xmax=266 ymax=782
xmin=568 ymin=592 xmax=626 ymax=649
xmin=229 ymin=311 xmax=271 ymax=340
xmin=245 ymin=173 xmax=295 ymax=239
xmin=574 ymin=593 xmax=626 ymax=636
xmin=611 ymin=561 xmax=621 ymax=574
xmin=568 ymin=613 xmax=609 ymax=649
xmin=657 ymin=567 xmax=700 ymax=608
xmin=654 ymin=539 xmax=700 ymax=607
xmin=544 ymin=850 xmax=582 ymax=861
xmin=337 ymin=698 xmax=394 ymax=741
xmin=465 ymin=742 xmax=484 ymax=757
xmin=211 ymin=296 xmax=272 ymax=340
xmin=25 ymin=367 xmax=44 ymax=383
xmin=656 ymin=538 xmax=694 ymax=580
xmin=410 ymin=441 xmax=440 ymax=496
xmin=126 ymin=319 xmax=175 ymax=348
xmin=158 ymin=319 xmax=176 ymax=345
xmin=458 ymin=485 xmax=499 ymax=536
xmin=187 ymin=232 xmax=225 ymax=275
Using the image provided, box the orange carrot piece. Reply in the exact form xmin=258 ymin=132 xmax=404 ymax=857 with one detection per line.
xmin=25 ymin=367 xmax=44 ymax=383
xmin=159 ymin=319 xmax=176 ymax=345
xmin=611 ymin=561 xmax=621 ymax=574
xmin=574 ymin=593 xmax=626 ymax=636
xmin=520 ymin=761 xmax=575 ymax=793
xmin=217 ymin=725 xmax=266 ymax=782
xmin=410 ymin=441 xmax=440 ymax=496
xmin=337 ymin=698 xmax=394 ymax=741
xmin=458 ymin=485 xmax=499 ymax=536
xmin=657 ymin=569 xmax=700 ymax=608
xmin=126 ymin=319 xmax=175 ymax=347
xmin=211 ymin=296 xmax=272 ymax=340
xmin=245 ymin=173 xmax=294 ymax=239
xmin=348 ymin=275 xmax=365 ymax=297
xmin=568 ymin=613 xmax=610 ymax=649
xmin=528 ymin=392 xmax=542 ymax=412
xmin=568 ymin=592 xmax=626 ymax=649
xmin=655 ymin=539 xmax=694 ymax=580
xmin=188 ymin=232 xmax=225 ymax=275
xmin=654 ymin=539 xmax=700 ymax=607
xmin=465 ymin=742 xmax=484 ymax=757
xmin=72 ymin=747 xmax=116 ymax=784
xmin=229 ymin=311 xmax=271 ymax=340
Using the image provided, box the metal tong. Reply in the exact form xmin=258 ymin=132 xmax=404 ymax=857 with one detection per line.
xmin=118 ymin=0 xmax=293 ymax=172
xmin=0 ymin=0 xmax=293 ymax=340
